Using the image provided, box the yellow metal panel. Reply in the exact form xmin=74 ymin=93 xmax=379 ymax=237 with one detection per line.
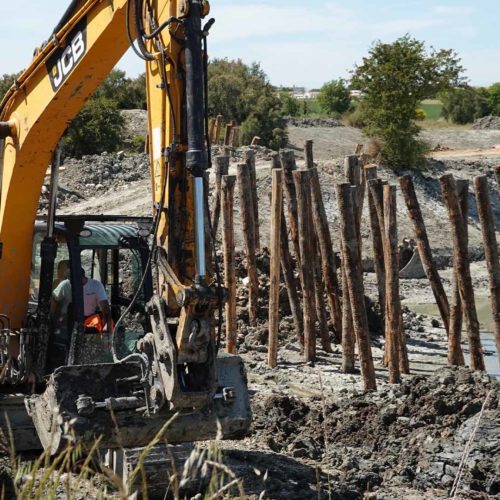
xmin=0 ymin=1 xmax=132 ymax=327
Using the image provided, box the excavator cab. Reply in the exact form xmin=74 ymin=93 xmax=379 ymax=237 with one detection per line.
xmin=29 ymin=216 xmax=154 ymax=369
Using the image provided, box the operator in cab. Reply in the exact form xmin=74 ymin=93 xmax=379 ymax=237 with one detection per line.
xmin=52 ymin=267 xmax=112 ymax=334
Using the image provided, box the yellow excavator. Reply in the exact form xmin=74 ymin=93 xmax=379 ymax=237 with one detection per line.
xmin=0 ymin=0 xmax=250 ymax=454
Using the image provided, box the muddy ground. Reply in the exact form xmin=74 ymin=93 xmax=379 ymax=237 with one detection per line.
xmin=39 ymin=123 xmax=500 ymax=498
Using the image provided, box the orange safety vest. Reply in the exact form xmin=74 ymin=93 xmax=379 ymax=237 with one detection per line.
xmin=83 ymin=313 xmax=114 ymax=336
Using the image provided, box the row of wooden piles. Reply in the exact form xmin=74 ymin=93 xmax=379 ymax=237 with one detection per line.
xmin=212 ymin=145 xmax=500 ymax=392
xmin=208 ymin=115 xmax=240 ymax=148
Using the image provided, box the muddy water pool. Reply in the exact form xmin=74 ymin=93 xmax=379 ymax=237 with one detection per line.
xmin=407 ymin=296 xmax=499 ymax=378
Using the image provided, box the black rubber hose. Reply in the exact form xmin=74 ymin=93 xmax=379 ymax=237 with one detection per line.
xmin=52 ymin=0 xmax=81 ymax=35
xmin=134 ymin=0 xmax=155 ymax=61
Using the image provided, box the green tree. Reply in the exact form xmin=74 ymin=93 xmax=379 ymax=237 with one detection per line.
xmin=62 ymin=96 xmax=125 ymax=157
xmin=94 ymin=70 xmax=146 ymax=109
xmin=208 ymin=59 xmax=286 ymax=148
xmin=441 ymin=86 xmax=490 ymax=124
xmin=317 ymin=79 xmax=351 ymax=116
xmin=488 ymin=83 xmax=500 ymax=116
xmin=351 ymin=35 xmax=464 ymax=168
xmin=0 ymin=72 xmax=22 ymax=102
xmin=279 ymin=91 xmax=300 ymax=117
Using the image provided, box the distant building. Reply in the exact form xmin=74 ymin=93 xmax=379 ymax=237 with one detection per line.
xmin=306 ymin=90 xmax=321 ymax=99
xmin=277 ymin=86 xmax=325 ymax=100
xmin=350 ymin=90 xmax=364 ymax=99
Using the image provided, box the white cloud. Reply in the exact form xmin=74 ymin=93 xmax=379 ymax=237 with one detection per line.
xmin=209 ymin=3 xmax=359 ymax=43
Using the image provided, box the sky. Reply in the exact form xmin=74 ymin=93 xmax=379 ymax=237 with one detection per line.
xmin=0 ymin=0 xmax=499 ymax=88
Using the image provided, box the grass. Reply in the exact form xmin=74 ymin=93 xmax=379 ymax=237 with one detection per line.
xmin=3 ymin=414 xmax=248 ymax=499
xmin=418 ymin=99 xmax=474 ymax=130
xmin=420 ymin=99 xmax=443 ymax=121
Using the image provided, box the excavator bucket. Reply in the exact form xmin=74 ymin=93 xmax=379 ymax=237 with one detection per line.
xmin=25 ymin=353 xmax=251 ymax=454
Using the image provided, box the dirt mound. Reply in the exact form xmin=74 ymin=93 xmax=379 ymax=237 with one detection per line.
xmin=472 ymin=115 xmax=500 ymax=130
xmin=286 ymin=116 xmax=344 ymax=128
xmin=251 ymin=367 xmax=499 ymax=497
xmin=121 ymin=109 xmax=148 ymax=143
xmin=38 ymin=151 xmax=150 ymax=212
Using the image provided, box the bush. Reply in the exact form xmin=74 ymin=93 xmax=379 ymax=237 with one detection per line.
xmin=345 ymin=101 xmax=368 ymax=128
xmin=94 ymin=70 xmax=146 ymax=110
xmin=131 ymin=135 xmax=146 ymax=153
xmin=208 ymin=59 xmax=285 ymax=148
xmin=317 ymin=79 xmax=351 ymax=116
xmin=441 ymin=87 xmax=490 ymax=124
xmin=415 ymin=108 xmax=427 ymax=121
xmin=62 ymin=96 xmax=125 ymax=158
xmin=351 ymin=35 xmax=464 ymax=169
xmin=270 ymin=128 xmax=288 ymax=150
xmin=488 ymin=83 xmax=500 ymax=116
xmin=0 ymin=72 xmax=22 ymax=102
xmin=279 ymin=92 xmax=300 ymax=117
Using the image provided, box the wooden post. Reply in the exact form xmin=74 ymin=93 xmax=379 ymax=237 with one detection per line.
xmin=245 ymin=149 xmax=260 ymax=251
xmin=221 ymin=175 xmax=237 ymax=353
xmin=212 ymin=155 xmax=229 ymax=238
xmin=236 ymin=163 xmax=259 ymax=326
xmin=448 ymin=180 xmax=468 ymax=366
xmin=208 ymin=118 xmax=216 ymax=145
xmin=280 ymin=150 xmax=302 ymax=269
xmin=341 ymin=262 xmax=355 ymax=373
xmin=280 ymin=201 xmax=304 ymax=346
xmin=268 ymin=169 xmax=283 ymax=367
xmin=337 ymin=183 xmax=377 ymax=391
xmin=368 ymin=179 xmax=385 ymax=246
xmin=344 ymin=155 xmax=361 ymax=187
xmin=368 ymin=178 xmax=390 ymax=366
xmin=312 ymin=230 xmax=332 ymax=353
xmin=293 ymin=170 xmax=316 ymax=362
xmin=473 ymin=175 xmax=500 ymax=369
xmin=439 ymin=174 xmax=485 ymax=371
xmin=224 ymin=122 xmax=233 ymax=146
xmin=271 ymin=158 xmax=304 ymax=345
xmin=231 ymin=127 xmax=240 ymax=147
xmin=365 ymin=166 xmax=385 ymax=313
xmin=305 ymin=140 xmax=342 ymax=342
xmin=271 ymin=153 xmax=281 ymax=171
xmin=214 ymin=115 xmax=223 ymax=145
xmin=399 ymin=175 xmax=450 ymax=334
xmin=383 ymin=185 xmax=409 ymax=380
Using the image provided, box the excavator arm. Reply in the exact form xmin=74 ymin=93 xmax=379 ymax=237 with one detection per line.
xmin=0 ymin=0 xmax=206 ymax=327
xmin=0 ymin=0 xmax=250 ymax=452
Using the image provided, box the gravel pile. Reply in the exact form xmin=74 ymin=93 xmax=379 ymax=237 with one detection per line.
xmin=38 ymin=151 xmax=150 ymax=211
xmin=472 ymin=115 xmax=500 ymax=130
xmin=286 ymin=116 xmax=344 ymax=128
xmin=121 ymin=109 xmax=148 ymax=148
xmin=252 ymin=366 xmax=499 ymax=498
